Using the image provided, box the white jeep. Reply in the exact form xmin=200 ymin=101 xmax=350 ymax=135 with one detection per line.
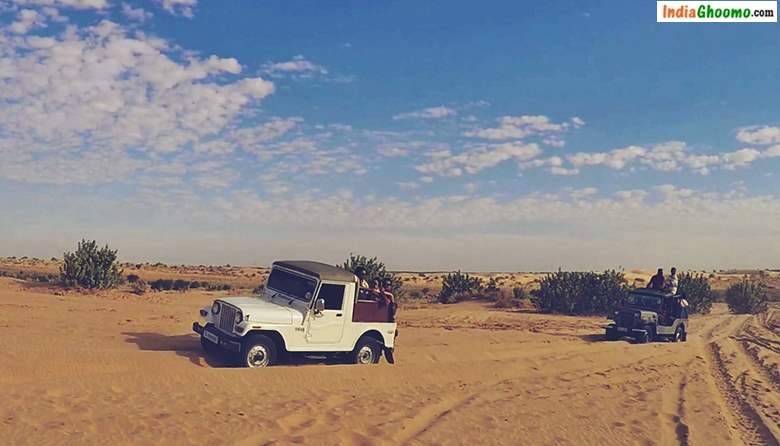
xmin=193 ymin=260 xmax=397 ymax=368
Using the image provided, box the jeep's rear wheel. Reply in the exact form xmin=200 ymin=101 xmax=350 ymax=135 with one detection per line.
xmin=605 ymin=328 xmax=619 ymax=341
xmin=352 ymin=336 xmax=381 ymax=365
xmin=242 ymin=334 xmax=276 ymax=368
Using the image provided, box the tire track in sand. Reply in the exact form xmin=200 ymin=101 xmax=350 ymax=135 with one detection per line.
xmin=706 ymin=340 xmax=779 ymax=446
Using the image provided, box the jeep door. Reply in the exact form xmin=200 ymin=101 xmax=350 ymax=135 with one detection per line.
xmin=306 ymin=282 xmax=347 ymax=344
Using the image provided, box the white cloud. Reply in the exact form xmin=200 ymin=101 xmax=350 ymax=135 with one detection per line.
xmin=550 ymin=167 xmax=579 ymax=176
xmin=10 ymin=9 xmax=45 ymax=34
xmin=570 ymin=187 xmax=597 ymax=199
xmin=735 ymin=125 xmax=780 ymax=145
xmin=121 ymin=3 xmax=152 ymax=21
xmin=397 ymin=181 xmax=419 ymax=191
xmin=764 ymin=145 xmax=780 ymax=158
xmin=156 ymin=0 xmax=196 ymax=17
xmin=378 ymin=146 xmax=408 ymax=157
xmin=0 ymin=19 xmax=274 ymax=185
xmin=393 ymin=106 xmax=456 ymax=120
xmin=564 ymin=141 xmax=764 ymax=175
xmin=569 ymin=145 xmax=646 ymax=169
xmin=722 ymin=148 xmax=760 ymax=169
xmin=464 ymin=115 xmax=579 ymax=140
xmin=415 ymin=142 xmax=541 ymax=177
xmin=14 ymin=0 xmax=108 ymax=9
xmin=615 ymin=189 xmax=648 ymax=201
xmin=263 ymin=55 xmax=328 ymax=78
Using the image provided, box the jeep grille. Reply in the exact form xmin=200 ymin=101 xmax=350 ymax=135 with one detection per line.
xmin=217 ymin=304 xmax=237 ymax=333
xmin=618 ymin=311 xmax=636 ymax=328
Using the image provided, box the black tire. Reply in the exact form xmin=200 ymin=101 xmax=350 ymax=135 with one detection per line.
xmin=352 ymin=336 xmax=381 ymax=365
xmin=242 ymin=334 xmax=277 ymax=368
xmin=679 ymin=326 xmax=687 ymax=342
xmin=605 ymin=328 xmax=619 ymax=341
xmin=636 ymin=329 xmax=650 ymax=344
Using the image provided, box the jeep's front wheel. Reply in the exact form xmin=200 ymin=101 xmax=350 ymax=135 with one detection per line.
xmin=352 ymin=336 xmax=381 ymax=365
xmin=242 ymin=334 xmax=277 ymax=368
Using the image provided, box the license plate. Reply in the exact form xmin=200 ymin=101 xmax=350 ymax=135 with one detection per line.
xmin=203 ymin=330 xmax=219 ymax=344
xmin=617 ymin=327 xmax=628 ymax=332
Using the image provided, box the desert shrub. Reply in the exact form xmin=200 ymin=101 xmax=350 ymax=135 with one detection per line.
xmin=131 ymin=279 xmax=148 ymax=295
xmin=126 ymin=274 xmax=140 ymax=283
xmin=252 ymin=283 xmax=265 ymax=294
xmin=206 ymin=283 xmax=232 ymax=291
xmin=512 ymin=286 xmax=527 ymax=300
xmin=438 ymin=271 xmax=483 ymax=303
xmin=530 ymin=269 xmax=628 ymax=315
xmin=494 ymin=289 xmax=523 ymax=308
xmin=485 ymin=277 xmax=499 ymax=293
xmin=189 ymin=281 xmax=203 ymax=289
xmin=725 ymin=277 xmax=769 ymax=314
xmin=172 ymin=279 xmax=191 ymax=291
xmin=341 ymin=253 xmax=403 ymax=298
xmin=677 ymin=272 xmax=714 ymax=314
xmin=60 ymin=239 xmax=123 ymax=289
xmin=408 ymin=290 xmax=423 ymax=300
xmin=150 ymin=279 xmax=173 ymax=291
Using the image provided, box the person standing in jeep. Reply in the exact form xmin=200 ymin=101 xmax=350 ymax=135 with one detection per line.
xmin=648 ymin=268 xmax=665 ymax=290
xmin=664 ymin=267 xmax=678 ymax=294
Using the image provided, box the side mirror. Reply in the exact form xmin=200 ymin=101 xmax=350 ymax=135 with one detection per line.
xmin=314 ymin=298 xmax=325 ymax=314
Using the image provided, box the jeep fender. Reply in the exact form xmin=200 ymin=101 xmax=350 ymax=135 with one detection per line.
xmin=353 ymin=329 xmax=386 ymax=349
xmin=244 ymin=329 xmax=287 ymax=353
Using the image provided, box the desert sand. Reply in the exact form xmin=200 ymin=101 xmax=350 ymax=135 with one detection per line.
xmin=0 ymin=271 xmax=779 ymax=446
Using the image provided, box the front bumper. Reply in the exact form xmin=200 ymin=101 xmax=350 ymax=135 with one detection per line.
xmin=193 ymin=322 xmax=242 ymax=353
xmin=606 ymin=324 xmax=648 ymax=337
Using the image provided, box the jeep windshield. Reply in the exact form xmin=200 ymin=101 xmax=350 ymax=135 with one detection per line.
xmin=625 ymin=292 xmax=663 ymax=310
xmin=267 ymin=268 xmax=317 ymax=302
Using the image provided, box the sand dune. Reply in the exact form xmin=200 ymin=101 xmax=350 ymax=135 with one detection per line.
xmin=0 ymin=277 xmax=777 ymax=445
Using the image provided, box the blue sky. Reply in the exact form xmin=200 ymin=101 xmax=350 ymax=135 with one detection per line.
xmin=1 ymin=0 xmax=779 ymax=270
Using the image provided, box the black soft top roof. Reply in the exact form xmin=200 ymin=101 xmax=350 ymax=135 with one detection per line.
xmin=272 ymin=260 xmax=356 ymax=282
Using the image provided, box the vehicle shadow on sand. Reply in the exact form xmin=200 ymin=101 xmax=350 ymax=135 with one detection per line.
xmin=122 ymin=332 xmax=236 ymax=368
xmin=122 ymin=332 xmax=356 ymax=368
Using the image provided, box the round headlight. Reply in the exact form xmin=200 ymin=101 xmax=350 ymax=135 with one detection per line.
xmin=235 ymin=310 xmax=243 ymax=324
xmin=211 ymin=302 xmax=221 ymax=315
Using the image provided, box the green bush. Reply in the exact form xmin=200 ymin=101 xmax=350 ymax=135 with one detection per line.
xmin=677 ymin=272 xmax=714 ymax=314
xmin=530 ymin=269 xmax=628 ymax=315
xmin=485 ymin=277 xmax=499 ymax=293
xmin=438 ymin=271 xmax=483 ymax=303
xmin=150 ymin=279 xmax=173 ymax=291
xmin=495 ymin=289 xmax=524 ymax=308
xmin=130 ymin=278 xmax=148 ymax=295
xmin=341 ymin=253 xmax=403 ymax=298
xmin=60 ymin=239 xmax=123 ymax=289
xmin=725 ymin=277 xmax=769 ymax=314
xmin=172 ymin=279 xmax=190 ymax=291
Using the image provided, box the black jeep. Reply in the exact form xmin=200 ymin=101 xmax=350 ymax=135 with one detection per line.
xmin=605 ymin=289 xmax=689 ymax=343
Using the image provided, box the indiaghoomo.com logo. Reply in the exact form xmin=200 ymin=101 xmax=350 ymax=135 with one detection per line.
xmin=657 ymin=1 xmax=777 ymax=22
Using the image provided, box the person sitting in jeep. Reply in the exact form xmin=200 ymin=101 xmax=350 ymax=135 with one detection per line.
xmin=355 ymin=266 xmax=369 ymax=289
